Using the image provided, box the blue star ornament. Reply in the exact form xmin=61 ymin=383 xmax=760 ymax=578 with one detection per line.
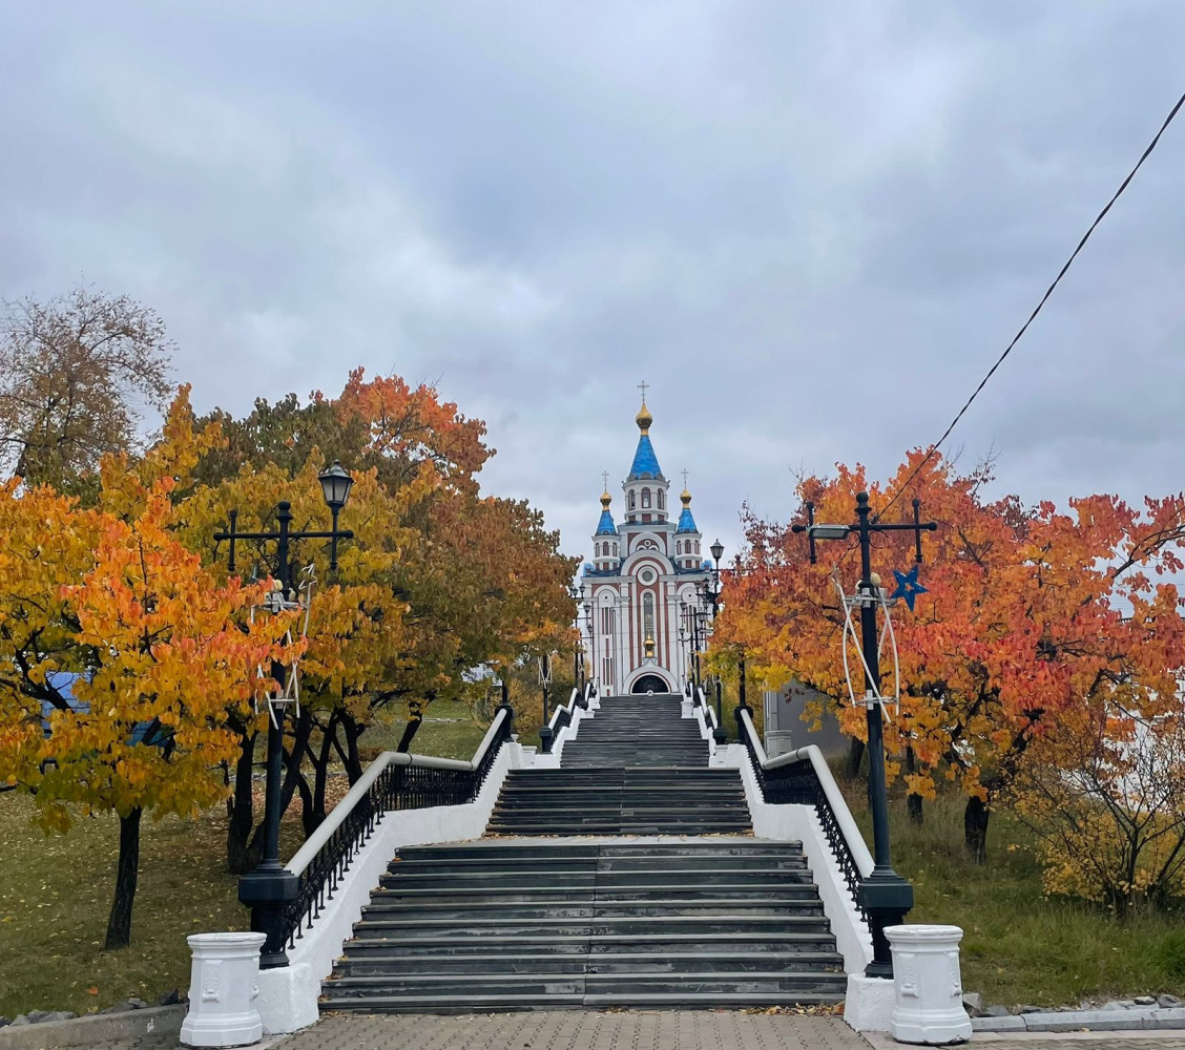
xmin=891 ymin=565 xmax=928 ymax=611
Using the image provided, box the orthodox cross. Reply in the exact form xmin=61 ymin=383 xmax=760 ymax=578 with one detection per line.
xmin=602 ymin=471 xmax=610 ymax=492
xmin=637 ymin=380 xmax=649 ymax=401
xmin=681 ymin=468 xmax=689 ymax=489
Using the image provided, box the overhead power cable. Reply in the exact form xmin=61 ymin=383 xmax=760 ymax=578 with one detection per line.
xmin=875 ymin=88 xmax=1185 ymax=524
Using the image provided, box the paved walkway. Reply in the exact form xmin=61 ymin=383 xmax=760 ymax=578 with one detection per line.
xmin=281 ymin=1012 xmax=868 ymax=1050
xmin=58 ymin=1013 xmax=1185 ymax=1050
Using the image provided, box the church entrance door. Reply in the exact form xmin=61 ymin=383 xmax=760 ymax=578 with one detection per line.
xmin=631 ymin=674 xmax=670 ymax=694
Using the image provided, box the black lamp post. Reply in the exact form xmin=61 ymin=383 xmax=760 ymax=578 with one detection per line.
xmin=792 ymin=492 xmax=936 ymax=978
xmin=213 ymin=461 xmax=355 ymax=969
xmin=583 ymin=600 xmax=594 ymax=688
xmin=699 ymin=541 xmax=727 ymax=744
xmin=569 ymin=584 xmax=587 ymax=696
xmin=538 ymin=653 xmax=554 ymax=754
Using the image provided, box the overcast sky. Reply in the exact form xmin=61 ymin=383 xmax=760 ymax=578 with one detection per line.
xmin=3 ymin=2 xmax=1184 ymax=563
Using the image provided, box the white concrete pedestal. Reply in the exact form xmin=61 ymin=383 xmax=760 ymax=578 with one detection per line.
xmin=886 ymin=925 xmax=973 ymax=1045
xmin=180 ymin=932 xmax=266 ymax=1048
xmin=844 ymin=973 xmax=895 ymax=1032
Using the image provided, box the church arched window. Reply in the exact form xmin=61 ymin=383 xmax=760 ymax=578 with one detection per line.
xmin=657 ymin=490 xmax=664 ymax=510
xmin=643 ymin=592 xmax=655 ymax=644
xmin=629 ymin=490 xmax=636 ymax=510
xmin=641 ymin=488 xmax=651 ymax=508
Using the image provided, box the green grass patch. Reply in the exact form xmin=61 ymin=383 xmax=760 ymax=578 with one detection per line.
xmin=0 ymin=701 xmax=488 ymax=1018
xmin=361 ymin=698 xmax=489 ymax=761
xmin=0 ymin=794 xmax=246 ymax=1019
xmin=851 ymin=790 xmax=1185 ymax=1007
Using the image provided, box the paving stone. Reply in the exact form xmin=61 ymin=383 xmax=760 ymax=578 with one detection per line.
xmin=1025 ymin=1008 xmax=1146 ymax=1032
xmin=1153 ymin=1007 xmax=1185 ymax=1029
xmin=982 ymin=1005 xmax=1012 ymax=1017
xmin=1162 ymin=994 xmax=1185 ymax=1008
xmin=961 ymin=991 xmax=983 ymax=1013
xmin=1105 ymin=999 xmax=1139 ymax=1010
xmin=971 ymin=1015 xmax=1026 ymax=1032
xmin=1136 ymin=995 xmax=1158 ymax=1005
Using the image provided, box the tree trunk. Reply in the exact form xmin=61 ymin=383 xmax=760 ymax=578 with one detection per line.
xmin=338 ymin=710 xmax=366 ymax=785
xmin=226 ymin=731 xmax=259 ymax=874
xmin=964 ymin=794 xmax=990 ymax=864
xmin=397 ymin=716 xmax=422 ymax=753
xmin=104 ymin=807 xmax=142 ymax=950
xmin=905 ymin=746 xmax=924 ymax=826
xmin=845 ymin=738 xmax=865 ymax=780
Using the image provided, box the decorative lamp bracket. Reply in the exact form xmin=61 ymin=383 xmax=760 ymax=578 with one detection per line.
xmin=832 ymin=570 xmax=901 ymax=717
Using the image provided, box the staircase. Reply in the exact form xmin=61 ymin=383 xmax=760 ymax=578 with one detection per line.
xmin=322 ymin=692 xmax=847 ymax=1013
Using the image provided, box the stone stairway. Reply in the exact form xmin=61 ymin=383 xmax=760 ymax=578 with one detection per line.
xmin=322 ymin=692 xmax=847 ymax=1013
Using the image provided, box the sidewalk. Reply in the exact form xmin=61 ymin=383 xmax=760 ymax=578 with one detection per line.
xmin=51 ymin=1012 xmax=1185 ymax=1050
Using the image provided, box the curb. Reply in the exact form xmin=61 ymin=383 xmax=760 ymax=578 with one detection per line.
xmin=0 ymin=1005 xmax=187 ymax=1050
xmin=974 ymin=1007 xmax=1185 ymax=1034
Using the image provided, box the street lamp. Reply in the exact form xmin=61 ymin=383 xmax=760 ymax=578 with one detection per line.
xmin=700 ymin=541 xmax=727 ymax=744
xmin=568 ymin=584 xmax=587 ymax=696
xmin=792 ymin=492 xmax=936 ymax=978
xmin=538 ymin=652 xmax=553 ymax=754
xmin=214 ymin=463 xmax=355 ymax=969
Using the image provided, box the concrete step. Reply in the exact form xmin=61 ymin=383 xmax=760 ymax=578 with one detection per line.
xmin=334 ymin=950 xmax=844 ymax=977
xmin=352 ymin=916 xmax=833 ymax=939
xmin=362 ymin=897 xmax=825 ymax=919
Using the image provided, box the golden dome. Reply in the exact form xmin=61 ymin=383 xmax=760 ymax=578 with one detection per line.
xmin=636 ymin=400 xmax=653 ymax=433
xmin=681 ymin=488 xmax=692 ymax=505
xmin=601 ymin=489 xmax=612 ymax=508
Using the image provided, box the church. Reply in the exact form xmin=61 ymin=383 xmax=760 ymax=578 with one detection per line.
xmin=579 ymin=393 xmax=718 ymax=695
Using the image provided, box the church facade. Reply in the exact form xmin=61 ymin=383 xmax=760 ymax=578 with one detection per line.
xmin=579 ymin=397 xmax=717 ymax=695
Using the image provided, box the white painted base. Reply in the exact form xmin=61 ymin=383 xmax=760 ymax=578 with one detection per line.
xmin=887 ymin=925 xmax=972 ymax=1045
xmin=844 ymin=973 xmax=896 ymax=1033
xmin=255 ymin=742 xmax=517 ymax=1036
xmin=180 ymin=932 xmax=266 ymax=1047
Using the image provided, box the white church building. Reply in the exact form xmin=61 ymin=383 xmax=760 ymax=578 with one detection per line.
xmin=579 ymin=396 xmax=717 ymax=695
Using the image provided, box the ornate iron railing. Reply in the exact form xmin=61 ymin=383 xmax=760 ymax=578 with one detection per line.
xmin=735 ymin=705 xmax=871 ymax=920
xmin=277 ymin=705 xmax=513 ymax=952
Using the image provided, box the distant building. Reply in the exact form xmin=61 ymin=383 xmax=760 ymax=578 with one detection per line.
xmin=579 ymin=396 xmax=716 ymax=695
xmin=763 ymin=680 xmax=849 ymax=760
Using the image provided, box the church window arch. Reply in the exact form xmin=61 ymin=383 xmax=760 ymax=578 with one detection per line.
xmin=628 ymin=490 xmax=636 ymax=510
xmin=643 ymin=592 xmax=655 ymax=643
xmin=657 ymin=489 xmax=665 ymax=510
xmin=641 ymin=488 xmax=651 ymax=508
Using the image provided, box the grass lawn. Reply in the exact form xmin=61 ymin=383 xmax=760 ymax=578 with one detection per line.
xmin=0 ymin=701 xmax=492 ymax=1019
xmin=0 ymin=794 xmax=246 ymax=1019
xmin=851 ymin=789 xmax=1185 ymax=1008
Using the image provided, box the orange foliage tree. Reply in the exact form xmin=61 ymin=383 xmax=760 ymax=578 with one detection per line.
xmin=0 ymin=478 xmax=290 ymax=948
xmin=715 ymin=452 xmax=1185 ymax=861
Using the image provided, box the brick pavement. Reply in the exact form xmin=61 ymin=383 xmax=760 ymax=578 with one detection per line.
xmin=282 ymin=1012 xmax=869 ymax=1050
xmin=54 ymin=1014 xmax=1185 ymax=1050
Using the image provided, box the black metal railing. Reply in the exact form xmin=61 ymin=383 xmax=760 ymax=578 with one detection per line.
xmin=735 ymin=706 xmax=868 ymax=919
xmin=278 ymin=706 xmax=513 ymax=951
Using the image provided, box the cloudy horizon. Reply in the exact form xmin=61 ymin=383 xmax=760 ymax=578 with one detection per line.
xmin=4 ymin=2 xmax=1184 ymax=563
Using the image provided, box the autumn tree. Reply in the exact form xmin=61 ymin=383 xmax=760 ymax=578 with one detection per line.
xmin=182 ymin=370 xmax=575 ymax=861
xmin=0 ymin=287 xmax=172 ymax=491
xmin=716 ymin=452 xmax=1185 ymax=861
xmin=0 ymin=481 xmax=290 ymax=948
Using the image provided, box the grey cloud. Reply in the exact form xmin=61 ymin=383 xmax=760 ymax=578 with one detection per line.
xmin=3 ymin=1 xmax=1185 ymax=565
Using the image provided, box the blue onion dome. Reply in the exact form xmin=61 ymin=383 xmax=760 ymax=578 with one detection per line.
xmin=676 ymin=487 xmax=698 ymax=533
xmin=583 ymin=562 xmax=594 ymax=575
xmin=627 ymin=399 xmax=664 ymax=481
xmin=595 ymin=488 xmax=618 ymax=535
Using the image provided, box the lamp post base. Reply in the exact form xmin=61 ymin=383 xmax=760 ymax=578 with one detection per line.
xmin=538 ymin=726 xmax=555 ymax=755
xmin=859 ymin=869 xmax=914 ymax=978
xmin=238 ymin=867 xmax=300 ymax=970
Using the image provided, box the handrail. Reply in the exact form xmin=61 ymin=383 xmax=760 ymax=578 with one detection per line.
xmin=696 ymin=685 xmax=719 ymax=734
xmin=547 ymin=687 xmax=580 ymax=732
xmin=277 ymin=705 xmax=514 ymax=952
xmin=736 ymin=705 xmax=872 ymax=912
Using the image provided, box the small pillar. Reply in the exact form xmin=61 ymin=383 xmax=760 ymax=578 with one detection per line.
xmin=885 ymin=924 xmax=972 ymax=1045
xmin=181 ymin=932 xmax=267 ymax=1048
